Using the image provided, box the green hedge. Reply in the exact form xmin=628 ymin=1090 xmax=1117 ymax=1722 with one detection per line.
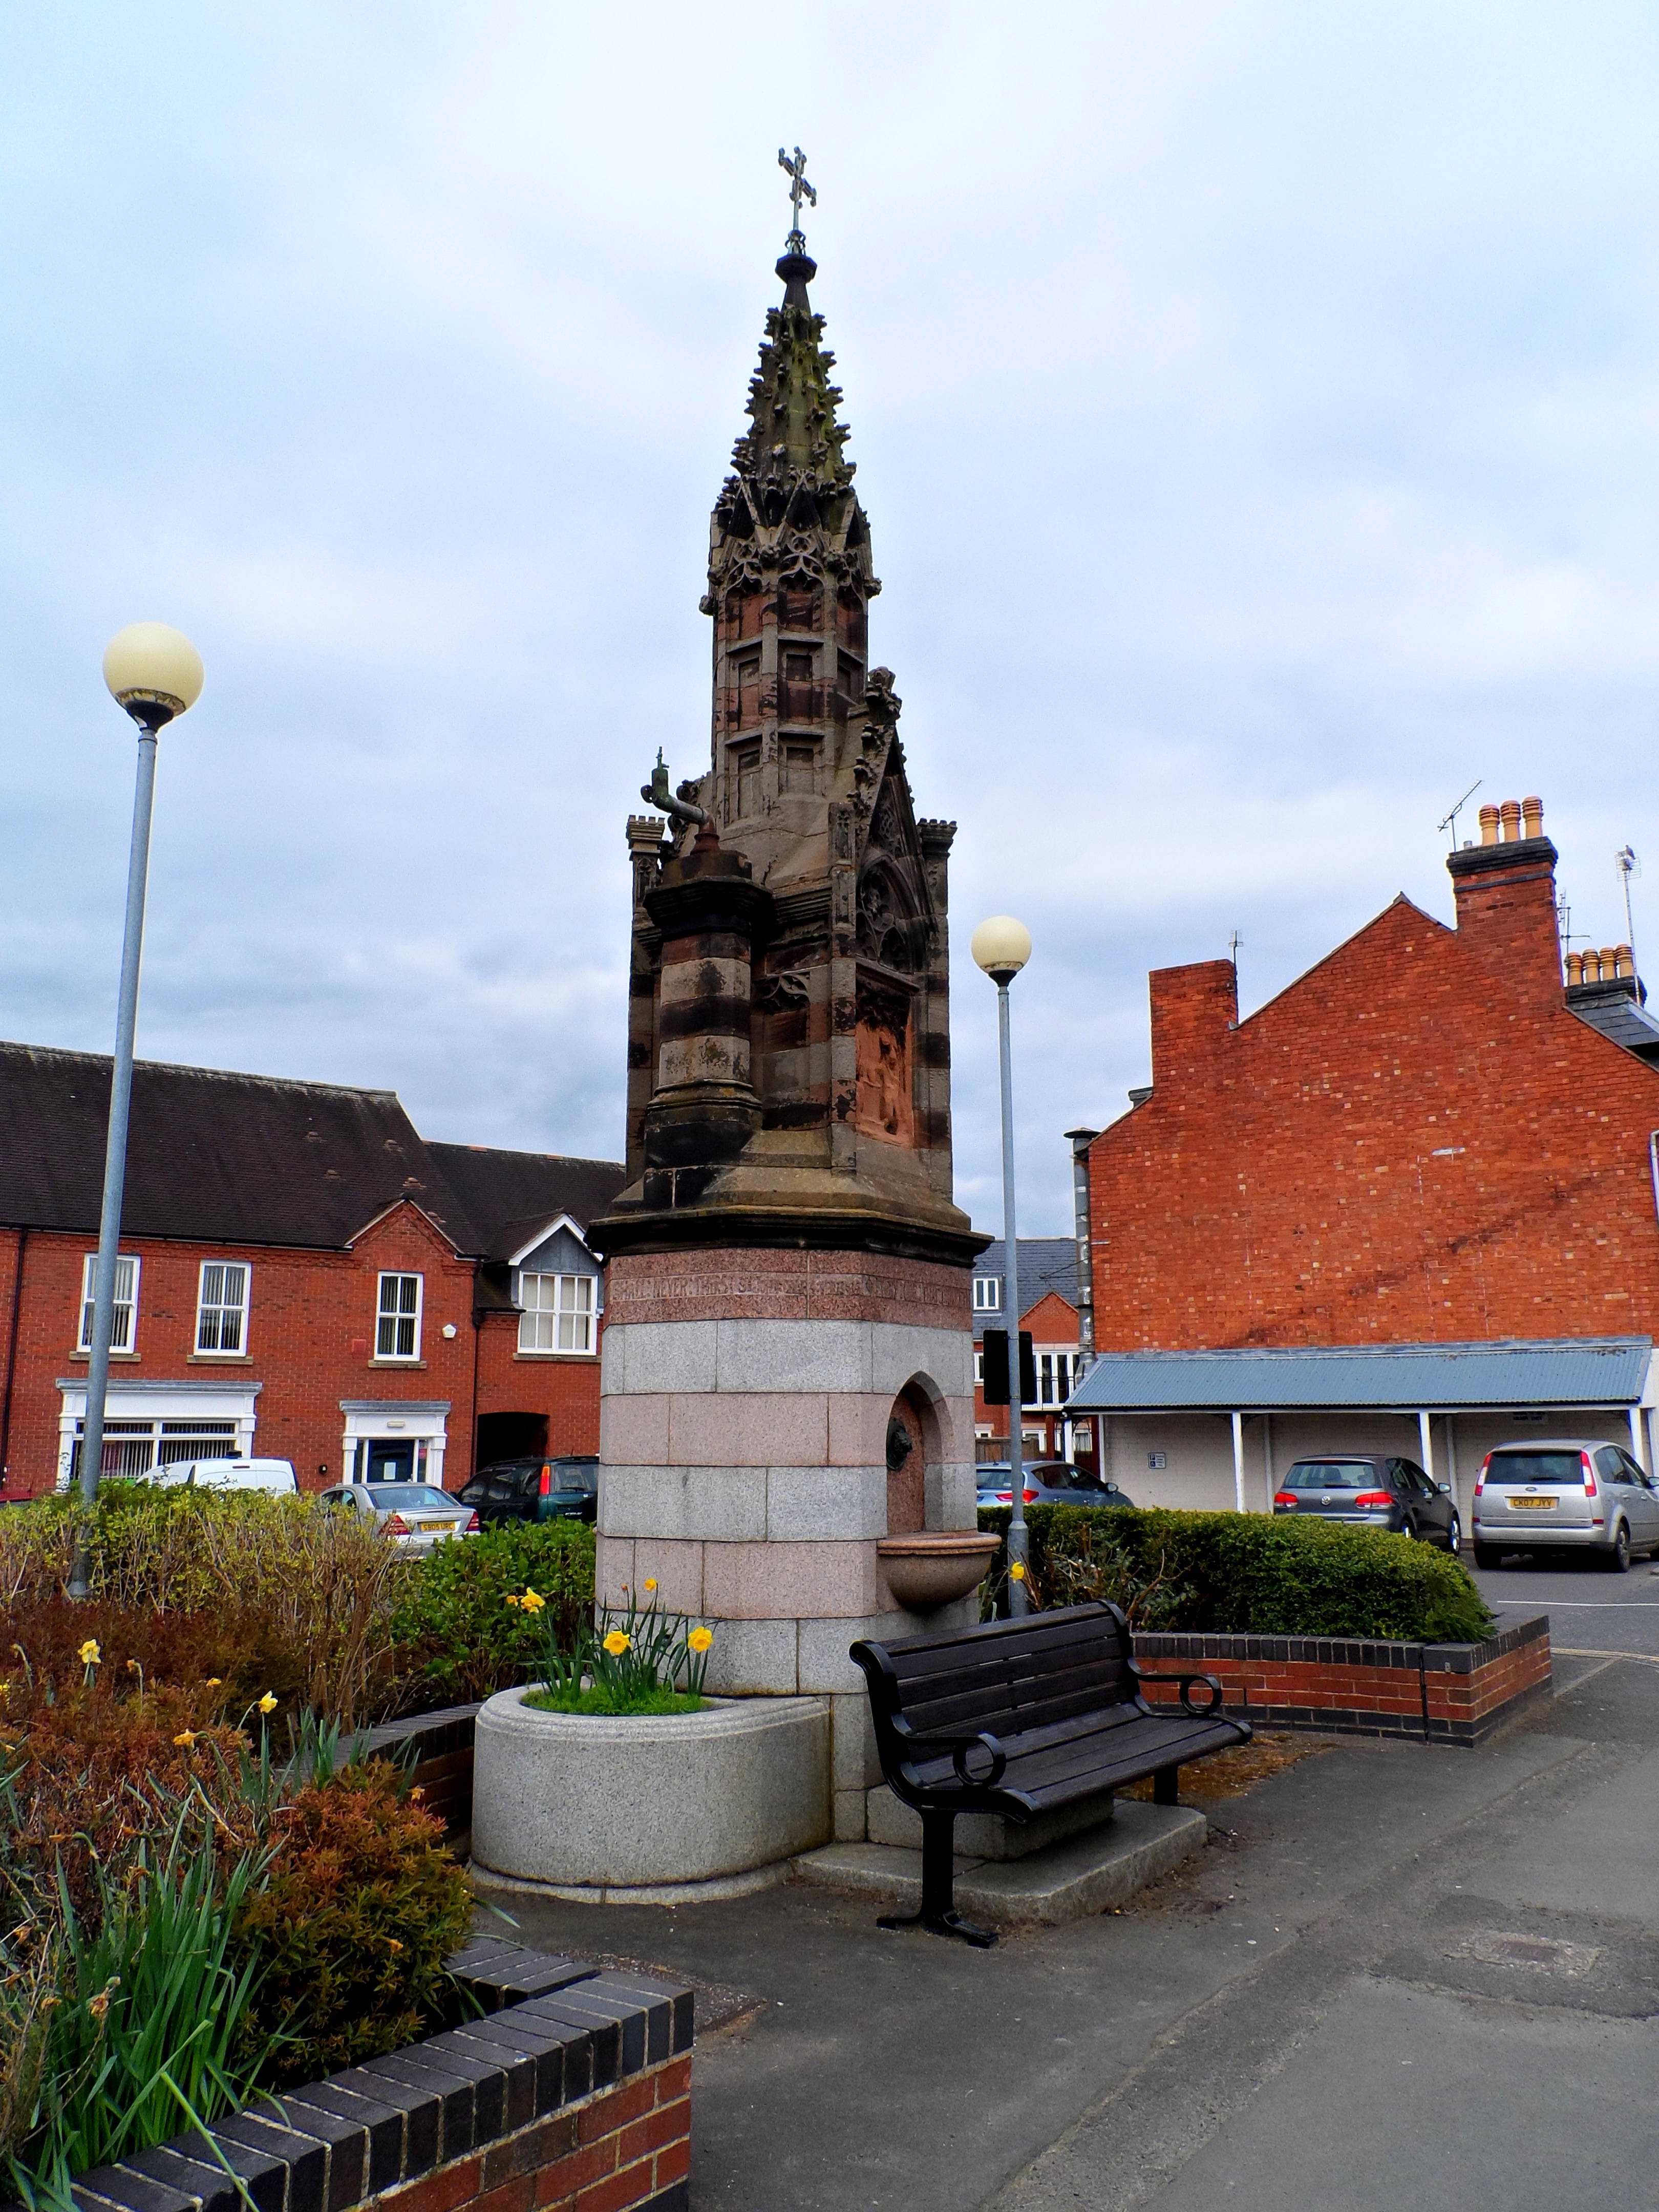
xmin=389 ymin=1520 xmax=595 ymax=1706
xmin=976 ymin=1504 xmax=1494 ymax=1646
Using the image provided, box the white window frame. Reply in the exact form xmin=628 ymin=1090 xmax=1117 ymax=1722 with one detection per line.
xmin=375 ymin=1272 xmax=424 ymax=1362
xmin=517 ymin=1271 xmax=596 ymax=1355
xmin=1029 ymin=1348 xmax=1081 ymax=1410
xmin=973 ymin=1350 xmax=985 ymax=1386
xmin=195 ymin=1261 xmax=251 ymax=1356
xmin=79 ymin=1254 xmax=139 ymax=1353
xmin=973 ymin=1277 xmax=1001 ymax=1312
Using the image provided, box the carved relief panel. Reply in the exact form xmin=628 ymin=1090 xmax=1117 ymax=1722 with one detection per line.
xmin=853 ymin=974 xmax=916 ymax=1146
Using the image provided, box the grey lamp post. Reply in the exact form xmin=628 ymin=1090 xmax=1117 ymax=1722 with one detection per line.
xmin=971 ymin=914 xmax=1034 ymax=1618
xmin=69 ymin=623 xmax=204 ymax=1596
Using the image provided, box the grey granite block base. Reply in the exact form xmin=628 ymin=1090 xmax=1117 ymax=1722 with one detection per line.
xmin=864 ymin=1781 xmax=1118 ymax=1861
xmin=473 ymin=1689 xmax=831 ymax=1890
xmin=792 ymin=1799 xmax=1208 ymax=1928
xmin=467 ymin=1857 xmax=796 ymax=1906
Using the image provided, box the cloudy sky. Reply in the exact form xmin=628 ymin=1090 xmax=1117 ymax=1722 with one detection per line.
xmin=5 ymin=5 xmax=1659 ymax=1236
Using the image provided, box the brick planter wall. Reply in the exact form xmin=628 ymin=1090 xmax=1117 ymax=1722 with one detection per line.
xmin=361 ymin=1703 xmax=482 ymax=1837
xmin=1133 ymin=1611 xmax=1551 ymax=1746
xmin=67 ymin=1941 xmax=692 ymax=2212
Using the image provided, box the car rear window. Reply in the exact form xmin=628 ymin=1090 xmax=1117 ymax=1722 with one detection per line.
xmin=1486 ymin=1452 xmax=1586 ymax=1485
xmin=1283 ymin=1462 xmax=1379 ymax=1490
xmin=550 ymin=1465 xmax=598 ymax=1493
xmin=369 ymin=1485 xmax=455 ymax=1508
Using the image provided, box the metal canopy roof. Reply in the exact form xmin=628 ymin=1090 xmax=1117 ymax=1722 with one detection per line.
xmin=1067 ymin=1336 xmax=1654 ymax=1414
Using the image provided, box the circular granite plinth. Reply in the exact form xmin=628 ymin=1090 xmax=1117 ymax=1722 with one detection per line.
xmin=471 ymin=1689 xmax=832 ymax=1893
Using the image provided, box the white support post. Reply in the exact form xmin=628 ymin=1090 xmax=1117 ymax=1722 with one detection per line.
xmin=1262 ymin=1410 xmax=1274 ymax=1508
xmin=1630 ymin=1405 xmax=1649 ymax=1474
xmin=1231 ymin=1410 xmax=1246 ymax=1513
xmin=1418 ymin=1409 xmax=1435 ymax=1485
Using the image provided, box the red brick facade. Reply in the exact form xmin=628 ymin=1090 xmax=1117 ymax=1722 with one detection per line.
xmin=1086 ymin=821 xmax=1659 ymax=1351
xmin=0 ymin=1201 xmax=603 ymax=1498
xmin=971 ymin=1288 xmax=1089 ymax=1462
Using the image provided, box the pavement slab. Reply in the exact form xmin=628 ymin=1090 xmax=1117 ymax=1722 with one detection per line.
xmin=471 ymin=1567 xmax=1659 ymax=2208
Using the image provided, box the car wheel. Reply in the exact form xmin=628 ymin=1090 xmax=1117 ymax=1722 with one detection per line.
xmin=1605 ymin=1523 xmax=1632 ymax=1574
xmin=1398 ymin=1517 xmax=1415 ymax=1540
xmin=1447 ymin=1515 xmax=1461 ymax=1553
xmin=1472 ymin=1542 xmax=1502 ymax=1569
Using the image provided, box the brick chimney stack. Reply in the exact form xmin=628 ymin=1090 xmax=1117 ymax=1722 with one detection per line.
xmin=1447 ymin=793 xmax=1560 ymax=1004
xmin=1149 ymin=959 xmax=1239 ymax=1088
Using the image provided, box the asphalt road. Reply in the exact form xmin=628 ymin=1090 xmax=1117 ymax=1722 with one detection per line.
xmin=477 ymin=1597 xmax=1659 ymax=2212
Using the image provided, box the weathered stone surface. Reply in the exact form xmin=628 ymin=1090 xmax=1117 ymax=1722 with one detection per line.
xmin=793 ymin=1801 xmax=1208 ymax=1927
xmin=864 ymin=1782 xmax=1119 ymax=1862
xmin=472 ymin=1689 xmax=832 ymax=1889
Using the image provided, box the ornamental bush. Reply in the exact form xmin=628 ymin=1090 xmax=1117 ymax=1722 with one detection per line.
xmin=389 ymin=1520 xmax=595 ymax=1706
xmin=977 ymin=1504 xmax=1494 ymax=1645
xmin=229 ymin=1761 xmax=475 ymax=2087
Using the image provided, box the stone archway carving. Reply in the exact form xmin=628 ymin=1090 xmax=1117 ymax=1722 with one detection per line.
xmin=886 ymin=1375 xmax=945 ymax=1535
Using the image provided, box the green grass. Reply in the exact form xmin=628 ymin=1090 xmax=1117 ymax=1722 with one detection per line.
xmin=523 ymin=1684 xmax=706 ymax=1718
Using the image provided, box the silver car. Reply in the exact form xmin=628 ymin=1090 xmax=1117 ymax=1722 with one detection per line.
xmin=320 ymin=1480 xmax=478 ymax=1552
xmin=1472 ymin=1439 xmax=1659 ymax=1572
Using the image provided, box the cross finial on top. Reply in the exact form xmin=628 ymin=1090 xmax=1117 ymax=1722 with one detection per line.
xmin=778 ymin=145 xmax=816 ymax=254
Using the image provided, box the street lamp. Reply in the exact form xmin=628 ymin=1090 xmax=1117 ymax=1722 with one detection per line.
xmin=971 ymin=914 xmax=1033 ymax=1618
xmin=70 ymin=624 xmax=204 ymax=1592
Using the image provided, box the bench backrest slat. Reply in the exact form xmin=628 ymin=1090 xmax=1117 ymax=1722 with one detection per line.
xmin=900 ymin=1655 xmax=1132 ymax=1736
xmin=858 ymin=1601 xmax=1138 ymax=1746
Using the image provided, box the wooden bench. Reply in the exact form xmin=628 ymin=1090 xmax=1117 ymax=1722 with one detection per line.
xmin=849 ymin=1600 xmax=1251 ymax=1946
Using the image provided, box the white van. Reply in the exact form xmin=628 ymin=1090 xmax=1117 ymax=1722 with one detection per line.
xmin=153 ymin=1457 xmax=299 ymax=1495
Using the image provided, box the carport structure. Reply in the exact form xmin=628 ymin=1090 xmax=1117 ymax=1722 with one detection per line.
xmin=1065 ymin=1334 xmax=1657 ymax=1516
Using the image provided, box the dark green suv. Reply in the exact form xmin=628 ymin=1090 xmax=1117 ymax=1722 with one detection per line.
xmin=458 ymin=1455 xmax=599 ymax=1527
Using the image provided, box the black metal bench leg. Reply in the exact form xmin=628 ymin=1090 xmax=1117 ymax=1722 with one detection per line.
xmin=876 ymin=1809 xmax=996 ymax=1948
xmin=1154 ymin=1766 xmax=1180 ymax=1806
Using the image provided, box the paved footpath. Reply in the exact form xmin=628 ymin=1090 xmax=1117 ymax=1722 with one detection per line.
xmin=479 ymin=1565 xmax=1659 ymax=2212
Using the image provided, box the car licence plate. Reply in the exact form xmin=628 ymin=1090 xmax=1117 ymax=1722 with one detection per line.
xmin=419 ymin=1518 xmax=452 ymax=1532
xmin=1509 ymin=1497 xmax=1556 ymax=1510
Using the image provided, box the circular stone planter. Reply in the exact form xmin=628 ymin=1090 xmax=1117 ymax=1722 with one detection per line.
xmin=877 ymin=1529 xmax=1002 ymax=1612
xmin=471 ymin=1689 xmax=832 ymax=1903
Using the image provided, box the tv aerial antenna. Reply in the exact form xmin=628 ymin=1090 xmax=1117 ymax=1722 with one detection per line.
xmin=1438 ymin=779 xmax=1481 ymax=849
xmin=1618 ymin=844 xmax=1640 ymax=966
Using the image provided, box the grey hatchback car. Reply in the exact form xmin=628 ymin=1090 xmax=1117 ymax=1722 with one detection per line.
xmin=1472 ymin=1439 xmax=1659 ymax=1572
xmin=974 ymin=1461 xmax=1137 ymax=1509
xmin=1272 ymin=1454 xmax=1460 ymax=1550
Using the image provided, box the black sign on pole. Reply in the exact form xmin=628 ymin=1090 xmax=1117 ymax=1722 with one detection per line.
xmin=981 ymin=1329 xmax=1036 ymax=1409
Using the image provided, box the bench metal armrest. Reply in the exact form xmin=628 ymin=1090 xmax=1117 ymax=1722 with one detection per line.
xmin=1127 ymin=1661 xmax=1227 ymax=1718
xmin=894 ymin=1722 xmax=1008 ymax=1789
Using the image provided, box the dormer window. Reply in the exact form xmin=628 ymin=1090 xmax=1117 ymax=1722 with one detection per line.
xmin=973 ymin=1276 xmax=1001 ymax=1312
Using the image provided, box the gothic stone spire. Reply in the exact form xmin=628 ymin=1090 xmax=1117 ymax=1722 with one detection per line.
xmin=594 ymin=240 xmax=976 ymax=1266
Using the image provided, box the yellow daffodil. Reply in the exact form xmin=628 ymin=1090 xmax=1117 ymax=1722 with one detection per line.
xmin=521 ymin=1589 xmax=546 ymax=1614
xmin=386 ymin=1938 xmax=403 ymax=1952
xmin=257 ymin=1692 xmax=278 ymax=1715
xmin=78 ymin=1640 xmax=101 ymax=1667
xmin=643 ymin=1578 xmax=658 ymax=1594
xmin=688 ymin=1626 xmax=713 ymax=1653
xmin=124 ymin=1657 xmax=139 ymax=1672
xmin=504 ymin=1594 xmax=521 ymax=1608
xmin=1009 ymin=1561 xmax=1026 ymax=1581
xmin=603 ymin=1630 xmax=630 ymax=1657
xmin=205 ymin=1677 xmax=222 ymax=1688
xmin=173 ymin=1731 xmax=197 ymax=1749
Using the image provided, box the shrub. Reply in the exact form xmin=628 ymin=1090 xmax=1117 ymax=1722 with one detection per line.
xmin=230 ymin=1762 xmax=474 ymax=2086
xmin=0 ymin=1677 xmax=256 ymax=1927
xmin=8 ymin=1816 xmax=275 ymax=2212
xmin=977 ymin=1505 xmax=1495 ymax=1645
xmin=0 ymin=1491 xmax=418 ymax=1725
xmin=391 ymin=1522 xmax=595 ymax=1705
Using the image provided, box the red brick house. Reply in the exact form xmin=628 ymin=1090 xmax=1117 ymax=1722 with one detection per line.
xmin=1068 ymin=800 xmax=1659 ymax=1515
xmin=969 ymin=1239 xmax=1093 ymax=1465
xmin=0 ymin=1043 xmax=624 ymax=1497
